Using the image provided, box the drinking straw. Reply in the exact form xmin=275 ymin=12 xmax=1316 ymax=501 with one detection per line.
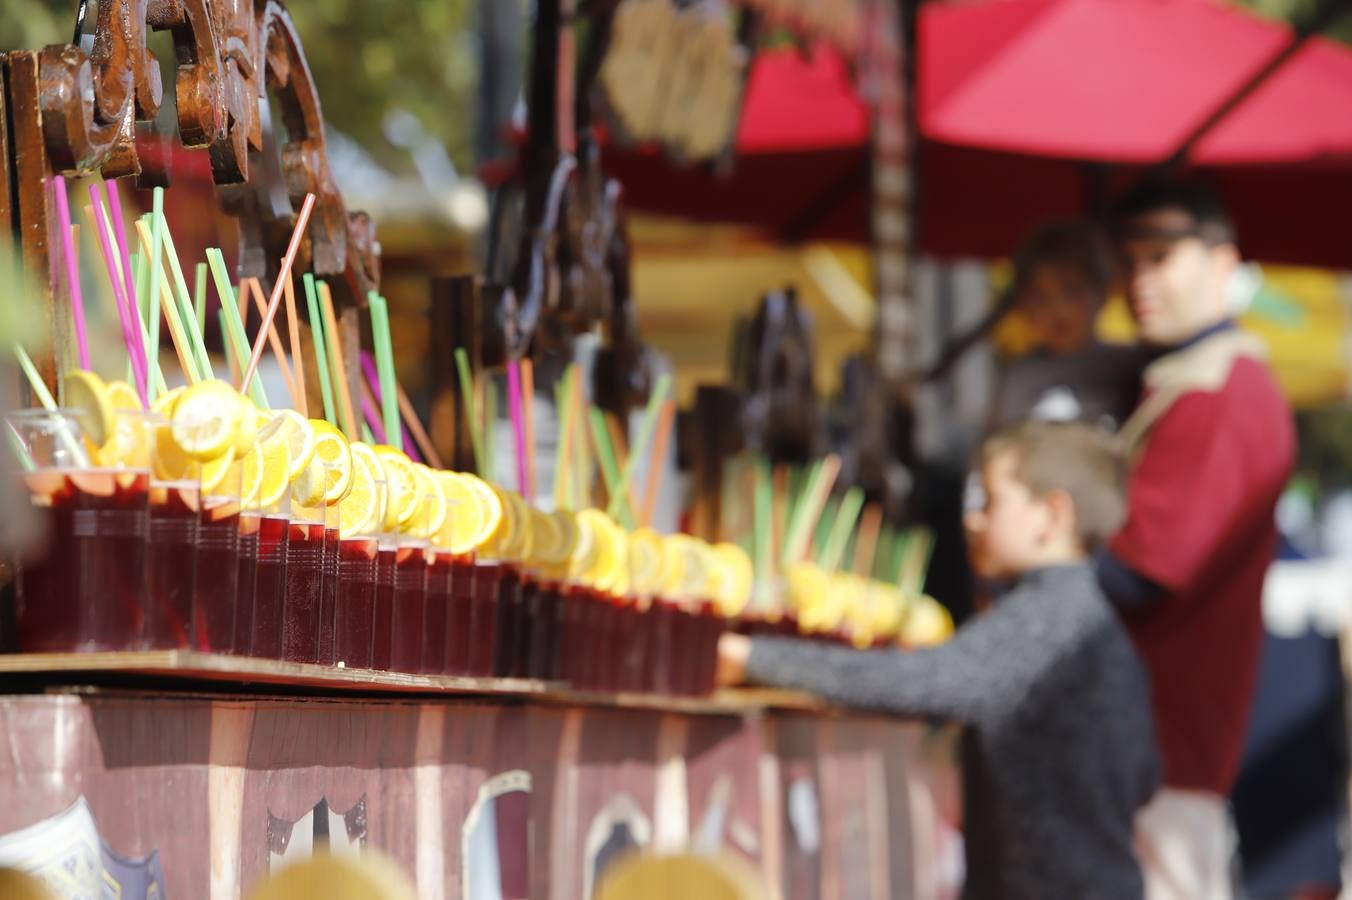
xmin=853 ymin=504 xmax=884 ymax=577
xmin=219 ymin=310 xmax=245 ymax=388
xmin=782 ymin=454 xmax=842 ymax=565
xmin=52 ymin=176 xmax=90 ymax=369
xmin=146 ymin=188 xmax=165 ymax=399
xmin=246 ymin=279 xmax=299 ymax=406
xmin=587 ymin=406 xmax=629 ymax=526
xmin=639 ymin=399 xmax=675 ymax=528
xmin=132 ymin=219 xmax=199 ymax=384
xmin=206 ymin=249 xmax=269 ymax=408
xmin=753 ymin=457 xmax=773 ymax=586
xmin=890 ymin=529 xmax=911 ymax=585
xmin=771 ymin=464 xmax=789 ymax=569
xmin=362 ymin=423 xmax=376 ymax=443
xmin=153 ymin=210 xmax=213 ymax=379
xmin=820 ymin=487 xmax=865 ymax=572
xmin=813 ymin=496 xmax=839 ymax=563
xmin=317 ymin=282 xmax=358 ymax=439
xmin=606 ymin=372 xmax=671 ymax=522
xmin=901 ymin=527 xmax=935 ymax=597
xmin=453 ymin=347 xmax=485 ymax=473
xmin=359 ymin=351 xmax=424 ymax=463
xmin=86 ymin=186 xmax=148 ymax=406
xmin=553 ymin=367 xmax=573 ymax=509
xmin=506 ymin=359 xmax=528 ymax=495
xmin=240 ymin=192 xmax=316 ymax=395
xmin=5 ymin=420 xmax=37 ymax=472
xmin=524 ymin=359 xmax=542 ymax=498
xmin=359 ymin=380 xmax=389 ymax=444
xmin=570 ymin=371 xmax=588 ymax=510
xmin=13 ymin=344 xmax=89 ymax=467
xmin=366 ymin=292 xmax=401 ymax=453
xmin=282 ymin=275 xmax=308 ymax=417
xmin=127 ymin=248 xmax=145 ymax=389
xmin=193 ymin=263 xmax=208 ymax=336
xmin=104 ymin=181 xmax=147 ymax=375
xmin=396 ymin=385 xmax=443 ymax=468
xmin=302 ymin=274 xmax=336 ymax=426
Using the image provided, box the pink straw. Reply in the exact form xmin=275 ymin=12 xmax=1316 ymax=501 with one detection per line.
xmin=103 ymin=181 xmax=150 ymax=399
xmin=359 ymin=352 xmax=422 ymax=463
xmin=53 ymin=177 xmax=90 ymax=370
xmin=506 ymin=359 xmax=528 ymax=496
xmin=359 ymin=386 xmax=388 ymax=444
xmin=88 ymin=184 xmax=148 ymax=406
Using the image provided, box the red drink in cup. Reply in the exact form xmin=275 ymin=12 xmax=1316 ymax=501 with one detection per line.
xmin=371 ymin=541 xmax=397 ymax=670
xmin=251 ymin=514 xmax=289 ymax=657
xmin=446 ymin=553 xmax=475 ymax=674
xmin=143 ymin=482 xmax=199 ymax=649
xmin=195 ymin=496 xmax=241 ymax=652
xmin=232 ymin=512 xmax=260 ymax=654
xmin=335 ymin=536 xmax=378 ymax=668
xmin=492 ymin=562 xmax=524 ymax=677
xmin=423 ymin=551 xmax=454 ymax=674
xmin=389 ymin=540 xmax=428 ymax=673
xmin=467 ymin=561 xmax=501 ymax=676
xmin=318 ymin=524 xmax=340 ymax=665
xmin=282 ymin=513 xmax=326 ymax=664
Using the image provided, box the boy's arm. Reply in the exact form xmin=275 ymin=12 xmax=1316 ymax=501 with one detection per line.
xmin=745 ymin=603 xmax=1025 ymax=721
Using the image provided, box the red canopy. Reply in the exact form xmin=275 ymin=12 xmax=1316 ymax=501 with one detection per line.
xmin=603 ymin=0 xmax=1352 ymax=268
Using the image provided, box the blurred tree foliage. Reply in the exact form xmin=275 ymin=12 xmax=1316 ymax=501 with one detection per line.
xmin=0 ymin=0 xmax=484 ymax=175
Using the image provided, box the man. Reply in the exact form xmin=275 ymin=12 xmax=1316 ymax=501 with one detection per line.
xmin=1097 ymin=182 xmax=1295 ymax=899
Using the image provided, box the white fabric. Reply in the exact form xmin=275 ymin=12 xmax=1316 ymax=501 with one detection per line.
xmin=1135 ymin=788 xmax=1236 ymax=900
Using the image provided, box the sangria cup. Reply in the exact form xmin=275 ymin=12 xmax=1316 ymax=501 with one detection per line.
xmin=445 ymin=550 xmax=476 ymax=675
xmin=251 ymin=492 xmax=291 ymax=658
xmin=491 ymin=557 xmax=524 ymax=678
xmin=231 ymin=486 xmax=262 ymax=655
xmin=334 ymin=477 xmax=385 ymax=670
xmin=694 ymin=599 xmax=725 ymax=695
xmin=196 ymin=457 xmax=243 ymax=654
xmin=317 ymin=498 xmax=341 ymax=666
xmin=283 ymin=492 xmax=329 ymax=664
xmin=389 ymin=533 xmax=429 ymax=674
xmin=371 ymin=530 xmax=399 ymax=671
xmin=10 ymin=409 xmax=146 ymax=652
xmin=523 ymin=571 xmax=564 ymax=682
xmin=423 ymin=545 xmax=454 ymax=675
xmin=466 ymin=558 xmax=502 ymax=677
xmin=144 ymin=414 xmax=199 ymax=651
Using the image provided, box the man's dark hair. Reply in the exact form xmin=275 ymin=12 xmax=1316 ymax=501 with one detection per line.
xmin=1110 ymin=179 xmax=1236 ymax=246
xmin=1012 ymin=219 xmax=1115 ymax=302
xmin=980 ymin=421 xmax=1127 ymax=553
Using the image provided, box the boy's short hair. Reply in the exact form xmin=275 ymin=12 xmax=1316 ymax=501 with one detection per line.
xmin=1012 ymin=219 xmax=1115 ymax=302
xmin=1111 ymin=179 xmax=1236 ymax=247
xmin=981 ymin=421 xmax=1127 ymax=552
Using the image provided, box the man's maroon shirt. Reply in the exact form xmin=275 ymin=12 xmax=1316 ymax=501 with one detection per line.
xmin=1110 ymin=335 xmax=1294 ymax=794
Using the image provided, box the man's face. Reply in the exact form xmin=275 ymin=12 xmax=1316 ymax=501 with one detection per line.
xmin=964 ymin=452 xmax=1052 ymax=580
xmin=1118 ymin=207 xmax=1237 ymax=345
xmin=1017 ymin=264 xmax=1101 ymax=355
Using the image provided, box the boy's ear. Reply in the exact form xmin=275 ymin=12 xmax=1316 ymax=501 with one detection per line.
xmin=1041 ymin=488 xmax=1078 ymax=545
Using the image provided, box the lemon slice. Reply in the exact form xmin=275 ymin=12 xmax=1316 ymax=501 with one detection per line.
xmin=95 ymin=409 xmax=153 ymax=469
xmin=550 ymin=510 xmax=579 ymax=562
xmin=372 ymin=445 xmax=420 ymax=529
xmin=312 ymin=419 xmax=354 ymax=505
xmin=578 ymin=508 xmax=623 ymax=589
xmin=61 ymin=369 xmax=114 ymax=448
xmin=170 ymin=379 xmax=243 ymax=461
xmin=436 ymin=471 xmax=483 ymax=553
xmin=463 ymin=474 xmax=505 ymax=552
xmin=711 ymin=542 xmax=753 ymax=618
xmin=232 ymin=394 xmax=258 ymax=458
xmin=628 ymin=528 xmax=664 ymax=596
xmin=154 ymin=424 xmax=234 ymax=492
xmin=498 ymin=489 xmax=534 ymax=561
xmin=477 ymin=481 xmax=515 ymax=558
xmin=529 ymin=507 xmax=566 ymax=566
xmin=234 ymin=439 xmax=264 ymax=506
xmin=291 ymin=453 xmax=328 ymax=507
xmin=151 ymin=385 xmax=185 ymax=418
xmin=664 ymin=534 xmax=714 ymax=601
xmin=69 ymin=470 xmax=118 ymax=497
xmin=105 ymin=380 xmax=141 ymax=411
xmin=268 ymin=409 xmax=317 ymax=483
xmin=257 ymin=434 xmax=292 ymax=510
xmin=339 ymin=448 xmax=381 ymax=537
xmin=901 ymin=596 xmax=955 ymax=647
xmin=410 ymin=464 xmax=448 ymax=541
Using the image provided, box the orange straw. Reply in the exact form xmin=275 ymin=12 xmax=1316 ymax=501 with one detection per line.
xmin=640 ymin=399 xmax=675 ymax=528
xmin=240 ymin=193 xmax=316 ymax=395
xmin=318 ymin=282 xmax=359 ymax=440
xmin=246 ymin=279 xmax=300 ymax=406
xmin=282 ymin=274 xmax=308 ymax=417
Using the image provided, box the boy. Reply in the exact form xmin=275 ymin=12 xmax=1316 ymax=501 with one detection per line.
xmin=719 ymin=422 xmax=1159 ymax=900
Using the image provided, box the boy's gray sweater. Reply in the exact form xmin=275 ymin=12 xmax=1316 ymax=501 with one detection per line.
xmin=746 ymin=563 xmax=1159 ymax=900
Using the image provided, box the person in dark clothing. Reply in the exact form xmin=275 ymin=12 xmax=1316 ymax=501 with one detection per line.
xmin=719 ymin=422 xmax=1160 ymax=900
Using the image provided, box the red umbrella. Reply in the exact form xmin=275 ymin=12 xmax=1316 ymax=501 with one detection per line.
xmin=603 ymin=0 xmax=1352 ymax=268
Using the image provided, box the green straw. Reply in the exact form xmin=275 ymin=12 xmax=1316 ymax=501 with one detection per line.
xmin=605 ymin=372 xmax=671 ymax=521
xmin=12 ymin=344 xmax=89 ymax=467
xmin=753 ymin=457 xmax=773 ymax=583
xmin=193 ymin=262 xmax=208 ymax=338
xmin=145 ymin=189 xmax=165 ymax=401
xmin=303 ymin=274 xmax=336 ymax=425
xmin=891 ymin=529 xmax=911 ymax=585
xmin=5 ymin=420 xmax=36 ymax=472
xmin=901 ymin=527 xmax=935 ymax=597
xmin=157 ymin=213 xmax=213 ymax=380
xmin=552 ymin=367 xmax=572 ymax=509
xmin=588 ymin=406 xmax=630 ymax=526
xmin=820 ymin=486 xmax=865 ymax=572
xmin=813 ymin=495 xmax=838 ymax=563
xmin=483 ymin=379 xmax=497 ymax=477
xmin=361 ymin=422 xmax=375 ymax=443
xmin=367 ymin=292 xmax=401 ymax=452
xmin=206 ymin=248 xmax=268 ymax=408
xmin=453 ymin=347 xmax=485 ymax=473
xmin=782 ymin=457 xmax=824 ymax=563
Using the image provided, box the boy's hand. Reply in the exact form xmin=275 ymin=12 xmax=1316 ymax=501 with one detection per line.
xmin=716 ymin=633 xmax=752 ymax=686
